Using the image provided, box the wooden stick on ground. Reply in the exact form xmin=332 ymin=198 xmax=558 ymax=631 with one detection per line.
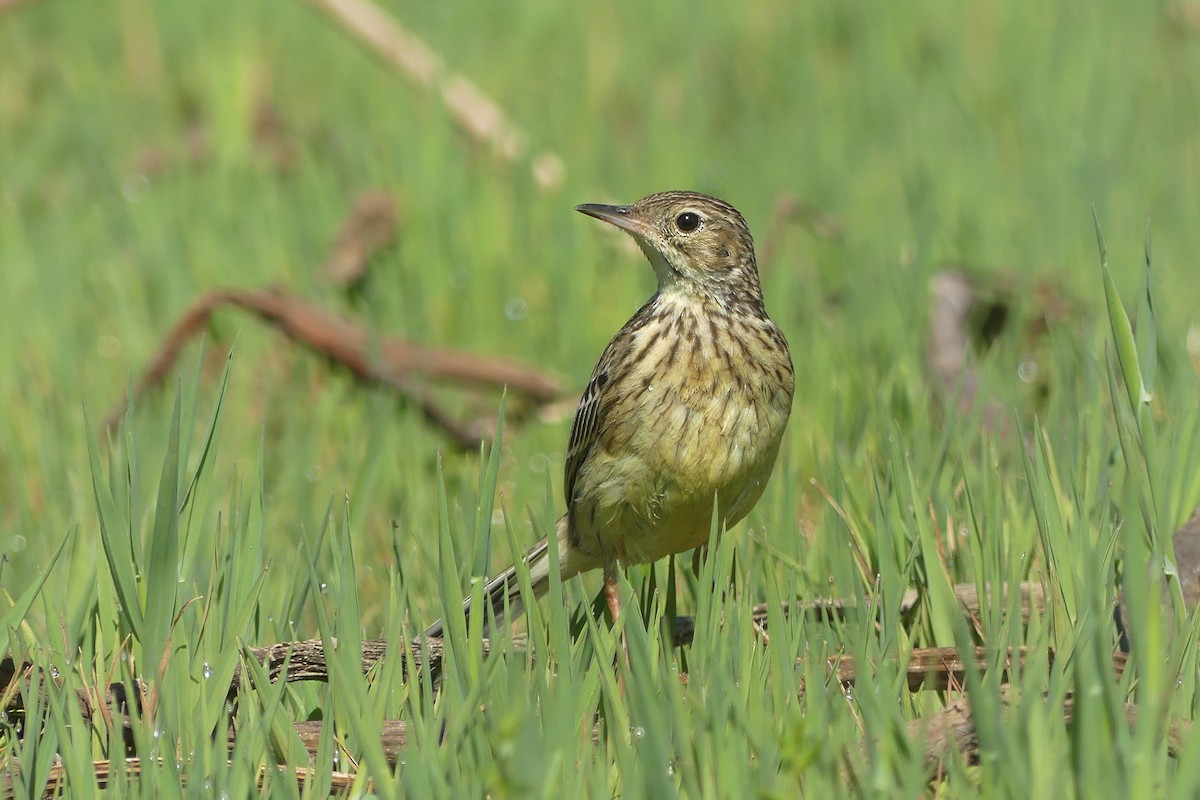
xmin=0 ymin=582 xmax=1050 ymax=722
xmin=2 ymin=647 xmax=1147 ymax=800
xmin=102 ymin=287 xmax=565 ymax=449
xmin=21 ymin=758 xmax=368 ymax=799
xmin=926 ymin=270 xmax=1009 ymax=434
xmin=910 ymin=686 xmax=1192 ymax=780
xmin=303 ymin=0 xmax=566 ymax=191
xmin=0 ymin=581 xmax=1150 ymax=797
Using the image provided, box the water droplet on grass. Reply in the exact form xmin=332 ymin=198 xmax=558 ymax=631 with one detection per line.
xmin=121 ymin=174 xmax=150 ymax=202
xmin=97 ymin=335 xmax=122 ymax=359
xmin=505 ymin=298 xmax=529 ymax=321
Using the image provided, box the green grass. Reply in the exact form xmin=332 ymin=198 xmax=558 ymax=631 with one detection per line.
xmin=3 ymin=0 xmax=1200 ymax=795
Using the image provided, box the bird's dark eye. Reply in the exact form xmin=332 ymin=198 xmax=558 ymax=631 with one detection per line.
xmin=675 ymin=212 xmax=701 ymax=232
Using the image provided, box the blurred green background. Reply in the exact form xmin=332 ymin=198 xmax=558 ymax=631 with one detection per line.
xmin=3 ymin=0 xmax=1195 ymax=600
xmin=2 ymin=0 xmax=1200 ymax=792
xmin=4 ymin=0 xmax=1200 ymax=626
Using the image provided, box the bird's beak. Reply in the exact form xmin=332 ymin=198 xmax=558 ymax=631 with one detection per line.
xmin=575 ymin=203 xmax=651 ymax=238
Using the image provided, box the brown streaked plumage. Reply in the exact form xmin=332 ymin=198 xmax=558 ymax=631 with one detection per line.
xmin=424 ymin=191 xmax=794 ymax=638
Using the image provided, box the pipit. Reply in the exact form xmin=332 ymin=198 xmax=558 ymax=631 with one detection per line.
xmin=425 ymin=191 xmax=794 ymax=638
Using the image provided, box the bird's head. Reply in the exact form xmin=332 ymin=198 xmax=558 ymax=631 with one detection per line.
xmin=576 ymin=191 xmax=762 ymax=304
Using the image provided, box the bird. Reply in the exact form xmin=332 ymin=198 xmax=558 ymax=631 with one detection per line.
xmin=423 ymin=190 xmax=794 ymax=638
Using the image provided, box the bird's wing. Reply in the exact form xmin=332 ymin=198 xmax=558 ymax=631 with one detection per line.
xmin=563 ymin=296 xmax=656 ymax=519
xmin=563 ymin=352 xmax=611 ymax=510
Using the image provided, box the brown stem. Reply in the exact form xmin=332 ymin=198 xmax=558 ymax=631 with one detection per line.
xmin=102 ymin=287 xmax=564 ymax=449
xmin=301 ymin=0 xmax=565 ymax=190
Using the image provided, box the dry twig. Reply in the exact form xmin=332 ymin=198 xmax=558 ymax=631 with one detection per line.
xmin=1171 ymin=505 xmax=1200 ymax=609
xmin=102 ymin=288 xmax=565 ymax=449
xmin=911 ymin=686 xmax=1191 ymax=781
xmin=757 ymin=192 xmax=844 ymax=266
xmin=19 ymin=758 xmax=366 ymax=799
xmin=0 ymin=578 xmax=1152 ymax=798
xmin=926 ymin=269 xmax=1080 ymax=440
xmin=324 ymin=190 xmax=399 ymax=287
xmin=302 ymin=0 xmax=566 ymax=190
xmin=926 ymin=270 xmax=1008 ymax=433
xmin=0 ymin=582 xmax=1048 ymax=722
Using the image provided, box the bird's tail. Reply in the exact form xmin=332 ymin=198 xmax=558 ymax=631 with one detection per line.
xmin=423 ymin=516 xmax=578 ymax=638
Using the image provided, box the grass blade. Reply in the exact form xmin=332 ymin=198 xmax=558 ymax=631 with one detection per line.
xmin=85 ymin=407 xmax=145 ymax=639
xmin=142 ymin=387 xmax=184 ymax=672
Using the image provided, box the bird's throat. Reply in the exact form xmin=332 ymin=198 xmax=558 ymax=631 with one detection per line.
xmin=634 ymin=237 xmax=686 ymax=286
